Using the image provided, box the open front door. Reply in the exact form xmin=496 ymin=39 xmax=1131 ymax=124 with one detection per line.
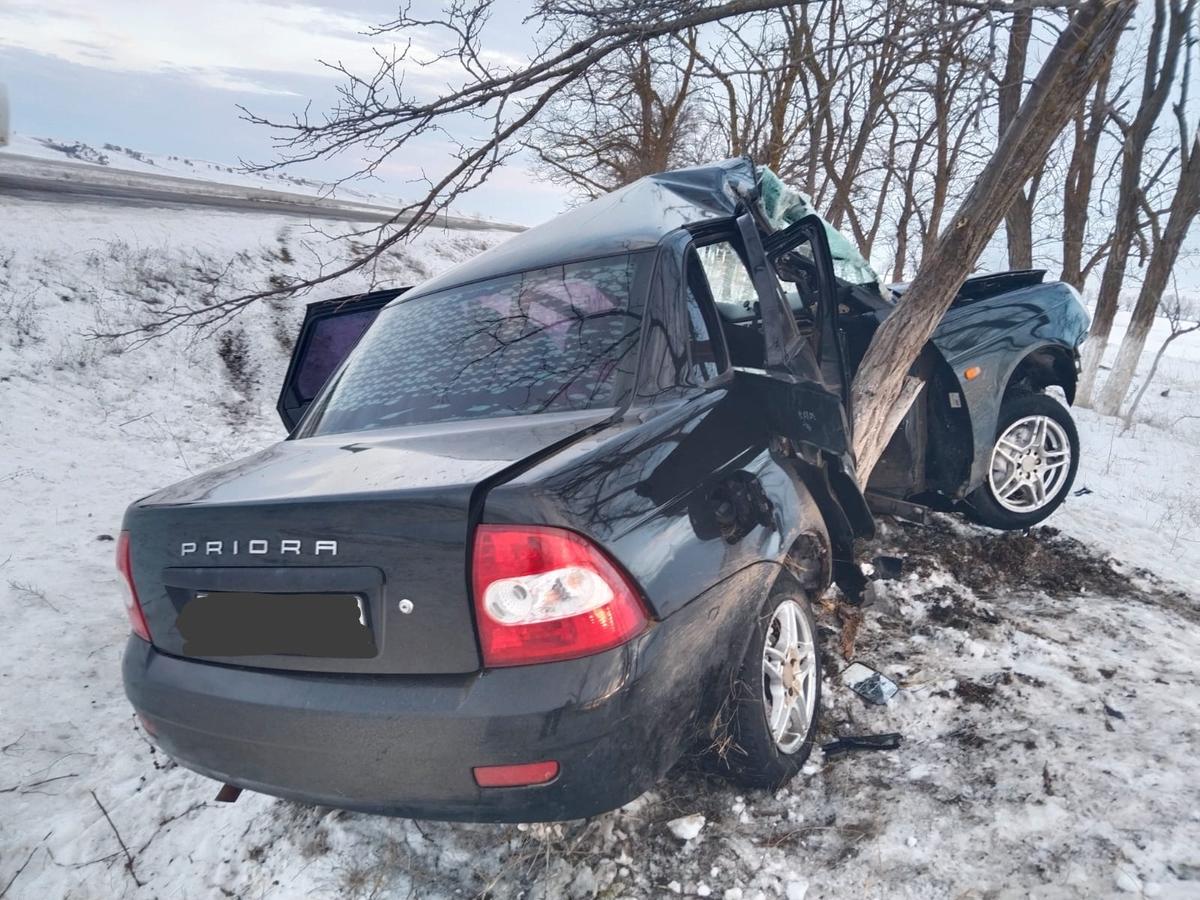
xmin=763 ymin=215 xmax=853 ymax=412
xmin=276 ymin=288 xmax=408 ymax=432
xmin=735 ymin=212 xmax=874 ymax=557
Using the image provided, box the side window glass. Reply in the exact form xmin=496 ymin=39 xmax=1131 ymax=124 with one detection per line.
xmin=685 ymin=285 xmax=719 ymax=383
xmin=696 ymin=241 xmax=757 ymax=314
xmin=295 ymin=309 xmax=380 ymax=401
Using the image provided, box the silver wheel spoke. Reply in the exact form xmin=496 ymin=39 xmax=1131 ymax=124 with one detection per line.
xmin=996 ymin=472 xmax=1022 ymax=499
xmin=996 ymin=437 xmax=1023 ymax=461
xmin=1031 ymin=474 xmax=1046 ymax=504
xmin=801 ymin=668 xmax=816 ymax=720
xmin=1031 ymin=417 xmax=1047 ymax=448
xmin=779 ymin=606 xmax=798 ymax=646
xmin=770 ymin=689 xmax=796 ymax=740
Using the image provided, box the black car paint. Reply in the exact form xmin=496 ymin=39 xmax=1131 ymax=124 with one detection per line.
xmin=124 ymin=561 xmax=780 ymax=821
xmin=122 ymin=159 xmax=856 ymax=821
xmin=125 ymin=409 xmax=617 ymax=675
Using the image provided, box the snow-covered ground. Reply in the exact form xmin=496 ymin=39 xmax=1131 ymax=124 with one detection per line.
xmin=0 ymin=195 xmax=1197 ymax=899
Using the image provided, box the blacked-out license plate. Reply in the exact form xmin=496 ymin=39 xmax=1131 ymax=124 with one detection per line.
xmin=176 ymin=591 xmax=376 ymax=658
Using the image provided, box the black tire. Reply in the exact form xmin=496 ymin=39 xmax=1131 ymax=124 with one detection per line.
xmin=966 ymin=392 xmax=1080 ymax=530
xmin=717 ymin=589 xmax=821 ymax=790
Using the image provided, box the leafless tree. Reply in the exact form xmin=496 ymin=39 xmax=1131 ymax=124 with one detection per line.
xmin=908 ymin=5 xmax=997 ymax=265
xmin=116 ymin=0 xmax=869 ymax=335
xmin=1077 ymin=0 xmax=1196 ymax=406
xmin=998 ymin=7 xmax=1039 ymax=269
xmin=1094 ymin=17 xmax=1200 ymax=415
xmin=688 ymin=0 xmax=995 ymax=273
xmin=1060 ymin=58 xmax=1115 ymax=289
xmin=529 ymin=34 xmax=703 ymax=197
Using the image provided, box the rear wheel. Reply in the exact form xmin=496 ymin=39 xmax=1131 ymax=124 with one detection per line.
xmin=719 ymin=589 xmax=821 ymax=789
xmin=967 ymin=393 xmax=1079 ymax=530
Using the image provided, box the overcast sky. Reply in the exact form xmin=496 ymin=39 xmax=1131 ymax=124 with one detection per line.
xmin=0 ymin=0 xmax=570 ymax=224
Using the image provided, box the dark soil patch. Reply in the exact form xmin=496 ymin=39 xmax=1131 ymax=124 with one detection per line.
xmin=871 ymin=518 xmax=1145 ymax=598
xmin=952 ymin=679 xmax=996 ymax=706
xmin=866 ymin=516 xmax=1200 ymax=627
xmin=924 ymin=585 xmax=1002 ymax=631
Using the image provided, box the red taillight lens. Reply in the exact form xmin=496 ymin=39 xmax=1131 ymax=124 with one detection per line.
xmin=116 ymin=531 xmax=152 ymax=642
xmin=473 ymin=761 xmax=560 ymax=788
xmin=471 ymin=525 xmax=648 ymax=667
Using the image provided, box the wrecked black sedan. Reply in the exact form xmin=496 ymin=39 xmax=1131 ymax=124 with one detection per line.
xmin=120 ymin=157 xmax=1084 ymax=822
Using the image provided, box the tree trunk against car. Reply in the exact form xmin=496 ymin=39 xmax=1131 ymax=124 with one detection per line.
xmin=1093 ymin=129 xmax=1200 ymax=416
xmin=1077 ymin=0 xmax=1192 ymax=407
xmin=999 ymin=8 xmax=1037 ymax=271
xmin=1061 ymin=63 xmax=1112 ymax=290
xmin=851 ymin=0 xmax=1134 ymax=482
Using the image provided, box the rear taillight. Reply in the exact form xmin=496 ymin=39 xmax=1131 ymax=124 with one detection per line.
xmin=471 ymin=525 xmax=648 ymax=667
xmin=116 ymin=531 xmax=152 ymax=642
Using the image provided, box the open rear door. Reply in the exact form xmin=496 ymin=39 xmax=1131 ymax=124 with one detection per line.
xmin=276 ymin=288 xmax=408 ymax=432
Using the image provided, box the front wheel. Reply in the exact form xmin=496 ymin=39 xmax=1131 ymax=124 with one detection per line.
xmin=967 ymin=393 xmax=1080 ymax=530
xmin=719 ymin=590 xmax=821 ymax=790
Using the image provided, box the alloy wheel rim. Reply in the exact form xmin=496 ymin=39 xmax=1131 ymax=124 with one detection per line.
xmin=761 ymin=599 xmax=817 ymax=754
xmin=988 ymin=414 xmax=1072 ymax=513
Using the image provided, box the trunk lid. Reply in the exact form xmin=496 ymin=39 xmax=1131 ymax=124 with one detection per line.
xmin=124 ymin=410 xmax=610 ymax=674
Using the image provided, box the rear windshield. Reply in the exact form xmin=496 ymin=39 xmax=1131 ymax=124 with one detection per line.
xmin=305 ymin=253 xmax=650 ymax=436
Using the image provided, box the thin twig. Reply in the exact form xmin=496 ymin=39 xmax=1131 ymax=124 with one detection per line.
xmin=90 ymin=789 xmax=144 ymax=888
xmin=0 ymin=773 xmax=78 ymax=794
xmin=0 ymin=848 xmax=38 ymax=899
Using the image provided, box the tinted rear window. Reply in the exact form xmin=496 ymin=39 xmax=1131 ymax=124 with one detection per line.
xmin=306 ymin=254 xmax=649 ymax=435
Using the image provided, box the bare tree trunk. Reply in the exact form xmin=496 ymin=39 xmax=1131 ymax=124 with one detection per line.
xmin=1094 ymin=131 xmax=1200 ymax=415
xmin=1061 ymin=64 xmax=1112 ymax=289
xmin=852 ymin=0 xmax=1134 ymax=481
xmin=1000 ymin=8 xmax=1036 ymax=270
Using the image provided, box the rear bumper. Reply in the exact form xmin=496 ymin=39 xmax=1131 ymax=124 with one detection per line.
xmin=122 ymin=589 xmax=738 ymax=822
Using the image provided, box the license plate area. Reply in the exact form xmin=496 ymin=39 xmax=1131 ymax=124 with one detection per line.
xmin=160 ymin=566 xmax=385 ymax=670
xmin=177 ymin=591 xmax=376 ymax=658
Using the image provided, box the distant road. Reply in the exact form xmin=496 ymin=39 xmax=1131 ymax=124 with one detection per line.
xmin=0 ymin=153 xmax=524 ymax=233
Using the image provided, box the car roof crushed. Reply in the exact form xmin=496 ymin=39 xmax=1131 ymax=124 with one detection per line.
xmin=399 ymin=158 xmax=759 ymax=301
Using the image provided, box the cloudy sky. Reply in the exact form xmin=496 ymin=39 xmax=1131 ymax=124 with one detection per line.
xmin=0 ymin=0 xmax=570 ymax=224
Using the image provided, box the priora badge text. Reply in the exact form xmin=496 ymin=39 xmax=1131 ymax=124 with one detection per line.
xmin=180 ymin=539 xmax=338 ymax=557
